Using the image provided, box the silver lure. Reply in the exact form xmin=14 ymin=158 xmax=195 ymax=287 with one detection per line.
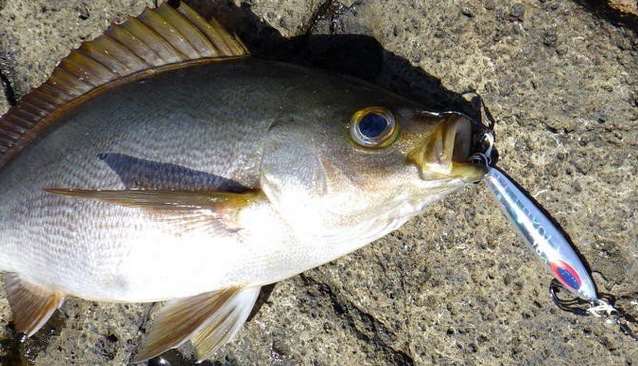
xmin=482 ymin=166 xmax=598 ymax=302
xmin=475 ymin=129 xmax=637 ymax=339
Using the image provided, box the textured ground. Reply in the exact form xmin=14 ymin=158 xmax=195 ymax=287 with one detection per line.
xmin=0 ymin=0 xmax=637 ymax=365
xmin=608 ymin=0 xmax=638 ymax=16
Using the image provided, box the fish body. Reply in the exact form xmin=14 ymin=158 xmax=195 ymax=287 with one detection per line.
xmin=0 ymin=2 xmax=488 ymax=361
xmin=1 ymin=59 xmax=443 ymax=302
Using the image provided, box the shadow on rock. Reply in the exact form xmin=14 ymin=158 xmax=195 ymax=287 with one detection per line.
xmin=570 ymin=0 xmax=638 ymax=34
xmin=185 ymin=0 xmax=490 ymax=121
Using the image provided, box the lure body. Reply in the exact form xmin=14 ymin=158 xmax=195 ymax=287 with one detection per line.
xmin=483 ymin=166 xmax=598 ymax=302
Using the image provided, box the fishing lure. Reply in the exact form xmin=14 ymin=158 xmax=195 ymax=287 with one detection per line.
xmin=482 ymin=164 xmax=598 ymax=301
xmin=472 ymin=131 xmax=638 ymax=340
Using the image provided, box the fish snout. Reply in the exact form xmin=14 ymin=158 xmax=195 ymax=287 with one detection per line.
xmin=407 ymin=114 xmax=488 ymax=182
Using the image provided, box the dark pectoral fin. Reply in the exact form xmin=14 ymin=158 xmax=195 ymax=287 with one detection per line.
xmin=135 ymin=286 xmax=261 ymax=362
xmin=43 ymin=188 xmax=260 ymax=211
xmin=4 ymin=273 xmax=65 ymax=337
xmin=98 ymin=153 xmax=248 ymax=192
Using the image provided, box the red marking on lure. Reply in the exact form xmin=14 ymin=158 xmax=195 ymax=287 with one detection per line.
xmin=550 ymin=260 xmax=582 ymax=291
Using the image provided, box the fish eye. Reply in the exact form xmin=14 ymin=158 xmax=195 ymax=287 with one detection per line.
xmin=349 ymin=107 xmax=399 ymax=148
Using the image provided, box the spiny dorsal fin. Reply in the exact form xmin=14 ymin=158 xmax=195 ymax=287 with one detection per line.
xmin=0 ymin=1 xmax=249 ymax=170
xmin=4 ymin=273 xmax=65 ymax=337
xmin=135 ymin=286 xmax=261 ymax=362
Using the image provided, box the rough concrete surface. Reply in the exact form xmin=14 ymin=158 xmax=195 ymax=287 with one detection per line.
xmin=0 ymin=0 xmax=637 ymax=365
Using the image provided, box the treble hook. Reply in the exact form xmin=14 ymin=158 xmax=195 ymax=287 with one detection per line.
xmin=549 ymin=279 xmax=638 ymax=342
xmin=471 ymin=97 xmax=638 ymax=346
xmin=549 ymin=279 xmax=592 ymax=316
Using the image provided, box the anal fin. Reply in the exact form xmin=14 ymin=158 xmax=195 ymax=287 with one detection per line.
xmin=135 ymin=286 xmax=261 ymax=362
xmin=4 ymin=273 xmax=65 ymax=337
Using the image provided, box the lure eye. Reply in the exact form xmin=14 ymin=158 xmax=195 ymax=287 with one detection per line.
xmin=349 ymin=107 xmax=399 ymax=148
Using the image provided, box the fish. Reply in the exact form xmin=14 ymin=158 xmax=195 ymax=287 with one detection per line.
xmin=0 ymin=1 xmax=490 ymax=362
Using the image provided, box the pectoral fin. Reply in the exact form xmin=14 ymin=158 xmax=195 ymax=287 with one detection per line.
xmin=135 ymin=286 xmax=261 ymax=362
xmin=43 ymin=188 xmax=260 ymax=211
xmin=4 ymin=273 xmax=65 ymax=337
xmin=44 ymin=188 xmax=262 ymax=235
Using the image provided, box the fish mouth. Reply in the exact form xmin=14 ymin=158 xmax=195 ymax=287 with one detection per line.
xmin=407 ymin=115 xmax=488 ymax=182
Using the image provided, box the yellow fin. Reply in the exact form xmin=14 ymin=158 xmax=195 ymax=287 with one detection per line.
xmin=0 ymin=1 xmax=249 ymax=171
xmin=4 ymin=273 xmax=65 ymax=337
xmin=135 ymin=287 xmax=261 ymax=362
xmin=43 ymin=188 xmax=259 ymax=210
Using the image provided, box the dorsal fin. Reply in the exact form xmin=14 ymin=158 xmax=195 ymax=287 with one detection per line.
xmin=0 ymin=2 xmax=249 ymax=171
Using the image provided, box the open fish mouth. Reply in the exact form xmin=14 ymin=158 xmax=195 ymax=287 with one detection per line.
xmin=407 ymin=115 xmax=489 ymax=182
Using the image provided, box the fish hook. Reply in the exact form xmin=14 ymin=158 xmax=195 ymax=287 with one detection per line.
xmin=549 ymin=279 xmax=638 ymax=342
xmin=549 ymin=279 xmax=594 ymax=316
xmin=454 ymin=91 xmax=497 ymax=131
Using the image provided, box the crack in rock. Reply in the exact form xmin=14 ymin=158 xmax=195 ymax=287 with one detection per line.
xmin=303 ymin=0 xmax=334 ymax=36
xmin=0 ymin=68 xmax=17 ymax=106
xmin=300 ymin=273 xmax=414 ymax=366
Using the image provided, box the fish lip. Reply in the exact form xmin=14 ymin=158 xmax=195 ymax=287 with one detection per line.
xmin=407 ymin=115 xmax=488 ymax=182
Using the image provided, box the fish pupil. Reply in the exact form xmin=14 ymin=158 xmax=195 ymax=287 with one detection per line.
xmin=358 ymin=113 xmax=388 ymax=139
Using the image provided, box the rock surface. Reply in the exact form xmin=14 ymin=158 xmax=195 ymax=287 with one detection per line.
xmin=0 ymin=0 xmax=637 ymax=365
xmin=607 ymin=0 xmax=638 ymax=17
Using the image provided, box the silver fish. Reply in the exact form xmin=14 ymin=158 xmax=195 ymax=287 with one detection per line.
xmin=0 ymin=2 xmax=488 ymax=361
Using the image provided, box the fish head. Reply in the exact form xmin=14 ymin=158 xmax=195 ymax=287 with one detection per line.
xmin=260 ymin=99 xmax=491 ymax=238
xmin=335 ymin=106 xmax=490 ymax=214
